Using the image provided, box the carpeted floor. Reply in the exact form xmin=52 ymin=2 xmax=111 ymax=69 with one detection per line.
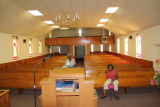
xmin=7 ymin=87 xmax=160 ymax=107
xmin=10 ymin=89 xmax=41 ymax=107
xmin=97 ymin=87 xmax=160 ymax=107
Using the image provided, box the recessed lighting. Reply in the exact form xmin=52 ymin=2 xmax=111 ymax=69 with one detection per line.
xmin=105 ymin=7 xmax=119 ymax=13
xmin=97 ymin=24 xmax=104 ymax=27
xmin=100 ymin=19 xmax=108 ymax=22
xmin=60 ymin=27 xmax=69 ymax=30
xmin=27 ymin=10 xmax=43 ymax=16
xmin=52 ymin=25 xmax=59 ymax=28
xmin=44 ymin=21 xmax=54 ymax=24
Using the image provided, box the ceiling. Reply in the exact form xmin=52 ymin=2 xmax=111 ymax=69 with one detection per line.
xmin=0 ymin=0 xmax=160 ymax=37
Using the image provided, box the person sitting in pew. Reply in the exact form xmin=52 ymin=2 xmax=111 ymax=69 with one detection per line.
xmin=64 ymin=53 xmax=76 ymax=68
xmin=100 ymin=64 xmax=120 ymax=100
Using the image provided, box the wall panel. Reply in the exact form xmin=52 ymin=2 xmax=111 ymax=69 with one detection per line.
xmin=45 ymin=36 xmax=114 ymax=46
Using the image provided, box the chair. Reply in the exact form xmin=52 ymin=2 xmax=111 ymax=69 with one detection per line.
xmin=108 ymin=84 xmax=114 ymax=100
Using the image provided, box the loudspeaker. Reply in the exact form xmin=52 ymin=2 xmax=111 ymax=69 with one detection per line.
xmin=23 ymin=39 xmax=26 ymax=43
xmin=102 ymin=36 xmax=107 ymax=43
xmin=129 ymin=36 xmax=132 ymax=39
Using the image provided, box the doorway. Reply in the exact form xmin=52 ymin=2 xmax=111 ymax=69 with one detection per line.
xmin=75 ymin=45 xmax=85 ymax=67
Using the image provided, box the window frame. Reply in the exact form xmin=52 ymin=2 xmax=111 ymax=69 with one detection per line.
xmin=136 ymin=33 xmax=142 ymax=58
xmin=29 ymin=39 xmax=32 ymax=57
xmin=12 ymin=36 xmax=18 ymax=61
xmin=117 ymin=38 xmax=120 ymax=53
xmin=125 ymin=37 xmax=128 ymax=55
xmin=91 ymin=44 xmax=94 ymax=52
xmin=100 ymin=44 xmax=103 ymax=52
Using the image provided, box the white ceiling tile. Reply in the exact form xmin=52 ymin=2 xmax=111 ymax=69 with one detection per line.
xmin=2 ymin=0 xmax=160 ymax=36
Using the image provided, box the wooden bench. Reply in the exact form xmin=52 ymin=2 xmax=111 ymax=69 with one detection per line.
xmin=84 ymin=54 xmax=155 ymax=94
xmin=106 ymin=51 xmax=153 ymax=67
xmin=0 ymin=55 xmax=48 ymax=71
xmin=0 ymin=55 xmax=67 ymax=94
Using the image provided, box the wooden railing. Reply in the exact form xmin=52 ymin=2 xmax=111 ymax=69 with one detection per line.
xmin=45 ymin=36 xmax=114 ymax=46
xmin=0 ymin=90 xmax=10 ymax=107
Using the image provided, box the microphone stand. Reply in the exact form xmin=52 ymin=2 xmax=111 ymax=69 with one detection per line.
xmin=34 ymin=55 xmax=53 ymax=107
xmin=33 ymin=62 xmax=42 ymax=107
xmin=33 ymin=54 xmax=53 ymax=107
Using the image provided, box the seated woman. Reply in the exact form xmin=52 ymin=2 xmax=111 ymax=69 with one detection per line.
xmin=101 ymin=64 xmax=119 ymax=100
xmin=64 ymin=53 xmax=76 ymax=68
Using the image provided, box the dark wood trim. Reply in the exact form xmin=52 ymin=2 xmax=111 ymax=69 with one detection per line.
xmin=45 ymin=36 xmax=114 ymax=46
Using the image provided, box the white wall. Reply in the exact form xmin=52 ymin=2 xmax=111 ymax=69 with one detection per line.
xmin=114 ymin=24 xmax=160 ymax=69
xmin=0 ymin=33 xmax=13 ymax=63
xmin=0 ymin=32 xmax=49 ymax=64
xmin=156 ymin=45 xmax=160 ymax=59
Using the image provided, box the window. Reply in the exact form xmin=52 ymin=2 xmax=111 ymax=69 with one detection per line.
xmin=12 ymin=36 xmax=18 ymax=60
xmin=58 ymin=46 xmax=61 ymax=53
xmin=91 ymin=44 xmax=94 ymax=52
xmin=29 ymin=39 xmax=32 ymax=57
xmin=49 ymin=46 xmax=52 ymax=54
xmin=117 ymin=38 xmax=120 ymax=53
xmin=136 ymin=34 xmax=142 ymax=58
xmin=109 ymin=31 xmax=111 ymax=36
xmin=100 ymin=44 xmax=103 ymax=52
xmin=109 ymin=44 xmax=111 ymax=52
xmin=39 ymin=41 xmax=42 ymax=55
xmin=49 ymin=32 xmax=52 ymax=38
xmin=125 ymin=37 xmax=128 ymax=55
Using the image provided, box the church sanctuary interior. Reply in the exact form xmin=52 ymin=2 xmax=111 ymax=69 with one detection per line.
xmin=1 ymin=0 xmax=160 ymax=107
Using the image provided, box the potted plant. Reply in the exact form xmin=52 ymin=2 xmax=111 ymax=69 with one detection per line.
xmin=152 ymin=60 xmax=160 ymax=87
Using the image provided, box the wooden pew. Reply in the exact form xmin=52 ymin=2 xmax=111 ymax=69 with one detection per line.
xmin=0 ymin=55 xmax=67 ymax=92
xmin=106 ymin=51 xmax=153 ymax=67
xmin=0 ymin=55 xmax=48 ymax=71
xmin=84 ymin=54 xmax=155 ymax=94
